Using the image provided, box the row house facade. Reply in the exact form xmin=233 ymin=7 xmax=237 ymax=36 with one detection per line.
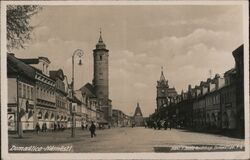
xmin=7 ymin=54 xmax=57 ymax=131
xmin=7 ymin=53 xmax=105 ymax=131
xmin=151 ymin=44 xmax=244 ymax=135
xmin=19 ymin=56 xmax=56 ymax=130
xmin=76 ymin=83 xmax=106 ymax=128
xmin=49 ymin=69 xmax=70 ymax=128
xmin=112 ymin=109 xmax=132 ymax=127
xmin=7 ymin=53 xmax=36 ymax=131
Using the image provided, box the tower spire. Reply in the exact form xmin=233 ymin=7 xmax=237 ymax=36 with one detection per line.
xmin=99 ymin=28 xmax=103 ymax=43
xmin=160 ymin=66 xmax=166 ymax=82
xmin=95 ymin=28 xmax=106 ymax=49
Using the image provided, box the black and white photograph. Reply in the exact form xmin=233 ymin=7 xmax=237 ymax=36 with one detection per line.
xmin=1 ymin=1 xmax=249 ymax=159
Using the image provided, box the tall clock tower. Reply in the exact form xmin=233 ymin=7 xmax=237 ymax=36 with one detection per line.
xmin=93 ymin=30 xmax=109 ymax=105
xmin=156 ymin=67 xmax=169 ymax=111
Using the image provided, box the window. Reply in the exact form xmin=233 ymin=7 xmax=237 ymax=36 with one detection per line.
xmin=40 ymin=88 xmax=43 ymax=98
xmin=31 ymin=87 xmax=34 ymax=100
xmin=46 ymin=65 xmax=48 ymax=74
xmin=37 ymin=87 xmax=39 ymax=97
xmin=23 ymin=84 xmax=26 ymax=98
xmin=27 ymin=86 xmax=30 ymax=99
xmin=43 ymin=63 xmax=45 ymax=72
xmin=18 ymin=82 xmax=22 ymax=98
xmin=100 ymin=55 xmax=102 ymax=61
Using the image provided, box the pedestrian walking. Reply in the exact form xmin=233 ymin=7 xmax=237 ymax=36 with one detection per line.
xmin=168 ymin=121 xmax=172 ymax=130
xmin=153 ymin=121 xmax=157 ymax=130
xmin=61 ymin=124 xmax=65 ymax=131
xmin=89 ymin=121 xmax=96 ymax=138
xmin=42 ymin=123 xmax=45 ymax=132
xmin=157 ymin=120 xmax=161 ymax=130
xmin=164 ymin=121 xmax=168 ymax=130
xmin=57 ymin=123 xmax=61 ymax=131
xmin=81 ymin=122 xmax=84 ymax=130
xmin=44 ymin=123 xmax=47 ymax=132
xmin=54 ymin=122 xmax=57 ymax=132
xmin=35 ymin=122 xmax=40 ymax=134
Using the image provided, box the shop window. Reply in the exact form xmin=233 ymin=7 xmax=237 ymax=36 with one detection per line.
xmin=27 ymin=86 xmax=30 ymax=99
xmin=23 ymin=84 xmax=26 ymax=98
xmin=37 ymin=112 xmax=42 ymax=120
xmin=18 ymin=82 xmax=22 ymax=98
xmin=31 ymin=87 xmax=34 ymax=100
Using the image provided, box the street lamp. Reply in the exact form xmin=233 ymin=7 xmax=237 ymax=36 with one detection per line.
xmin=71 ymin=49 xmax=84 ymax=137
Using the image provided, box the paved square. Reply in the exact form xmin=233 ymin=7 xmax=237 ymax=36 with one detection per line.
xmin=8 ymin=127 xmax=244 ymax=153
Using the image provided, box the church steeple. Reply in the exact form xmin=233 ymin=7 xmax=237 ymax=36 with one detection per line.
xmin=157 ymin=66 xmax=169 ymax=92
xmin=134 ymin=102 xmax=143 ymax=117
xmin=96 ymin=28 xmax=106 ymax=50
xmin=99 ymin=28 xmax=103 ymax=43
xmin=159 ymin=66 xmax=166 ymax=82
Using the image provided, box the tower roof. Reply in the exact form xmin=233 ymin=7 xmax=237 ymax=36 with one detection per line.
xmin=134 ymin=102 xmax=143 ymax=117
xmin=160 ymin=70 xmax=166 ymax=82
xmin=95 ymin=28 xmax=106 ymax=50
xmin=157 ymin=67 xmax=169 ymax=88
xmin=159 ymin=66 xmax=167 ymax=82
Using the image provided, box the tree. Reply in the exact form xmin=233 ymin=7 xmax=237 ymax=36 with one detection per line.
xmin=7 ymin=5 xmax=42 ymax=50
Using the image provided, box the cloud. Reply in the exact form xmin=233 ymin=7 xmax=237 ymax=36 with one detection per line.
xmin=11 ymin=5 xmax=243 ymax=117
xmin=134 ymin=82 xmax=148 ymax=89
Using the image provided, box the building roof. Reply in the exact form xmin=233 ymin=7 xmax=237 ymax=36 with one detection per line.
xmin=79 ymin=83 xmax=96 ymax=98
xmin=95 ymin=30 xmax=107 ymax=50
xmin=19 ymin=56 xmax=51 ymax=64
xmin=159 ymin=70 xmax=166 ymax=82
xmin=224 ymin=68 xmax=236 ymax=76
xmin=49 ymin=69 xmax=65 ymax=81
xmin=233 ymin=44 xmax=243 ymax=57
xmin=18 ymin=58 xmax=39 ymax=64
xmin=7 ymin=53 xmax=36 ymax=79
xmin=67 ymin=95 xmax=82 ymax=104
xmin=134 ymin=102 xmax=143 ymax=117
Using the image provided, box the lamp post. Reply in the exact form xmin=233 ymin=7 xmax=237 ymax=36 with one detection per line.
xmin=71 ymin=49 xmax=84 ymax=137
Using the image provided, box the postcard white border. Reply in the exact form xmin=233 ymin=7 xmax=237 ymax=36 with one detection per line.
xmin=1 ymin=1 xmax=249 ymax=159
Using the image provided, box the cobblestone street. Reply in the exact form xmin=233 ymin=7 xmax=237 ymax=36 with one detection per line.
xmin=8 ymin=127 xmax=244 ymax=153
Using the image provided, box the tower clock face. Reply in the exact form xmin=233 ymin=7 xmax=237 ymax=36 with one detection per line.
xmin=161 ymin=89 xmax=165 ymax=93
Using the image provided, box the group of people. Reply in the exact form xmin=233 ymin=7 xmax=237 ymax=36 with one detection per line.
xmin=35 ymin=121 xmax=98 ymax=138
xmin=146 ymin=120 xmax=172 ymax=130
xmin=53 ymin=122 xmax=65 ymax=132
xmin=35 ymin=122 xmax=66 ymax=134
xmin=35 ymin=122 xmax=48 ymax=134
xmin=81 ymin=123 xmax=88 ymax=130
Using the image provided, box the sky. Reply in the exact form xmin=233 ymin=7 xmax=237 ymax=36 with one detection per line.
xmin=12 ymin=5 xmax=244 ymax=117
